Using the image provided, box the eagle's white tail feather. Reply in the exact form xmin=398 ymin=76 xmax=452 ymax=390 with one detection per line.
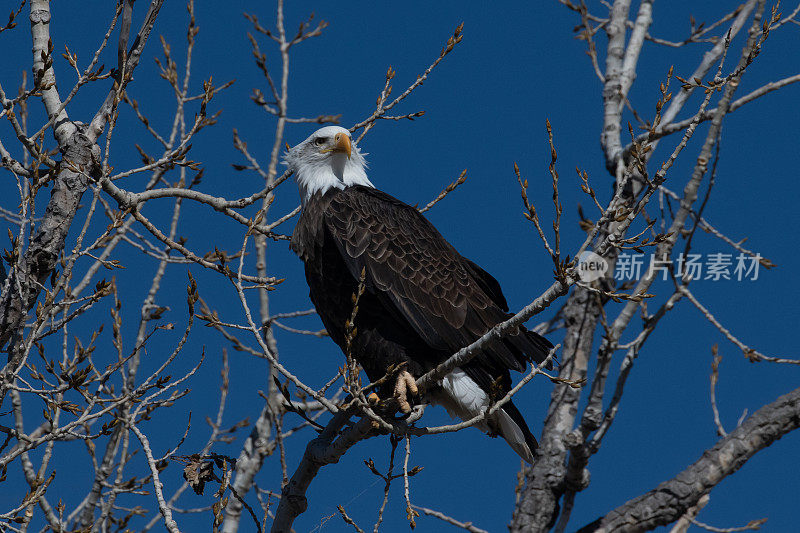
xmin=434 ymin=368 xmax=533 ymax=463
xmin=438 ymin=368 xmax=489 ymax=425
xmin=493 ymin=409 xmax=534 ymax=464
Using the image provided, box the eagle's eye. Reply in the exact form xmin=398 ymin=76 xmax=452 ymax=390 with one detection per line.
xmin=314 ymin=137 xmax=326 ymax=146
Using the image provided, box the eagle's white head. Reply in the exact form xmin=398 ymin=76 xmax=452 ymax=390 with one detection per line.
xmin=284 ymin=126 xmax=373 ymax=204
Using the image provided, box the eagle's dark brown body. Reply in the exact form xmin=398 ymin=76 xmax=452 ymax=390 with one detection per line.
xmin=292 ymin=185 xmax=552 ymax=458
xmin=291 ymin=185 xmax=552 ymax=459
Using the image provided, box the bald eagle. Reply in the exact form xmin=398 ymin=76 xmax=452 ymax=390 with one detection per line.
xmin=287 ymin=126 xmax=552 ymax=463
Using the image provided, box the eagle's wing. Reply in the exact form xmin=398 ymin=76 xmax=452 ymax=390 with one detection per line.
xmin=322 ymin=185 xmax=552 ymax=373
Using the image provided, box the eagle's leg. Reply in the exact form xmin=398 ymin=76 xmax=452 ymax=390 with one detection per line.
xmin=393 ymin=370 xmax=419 ymax=414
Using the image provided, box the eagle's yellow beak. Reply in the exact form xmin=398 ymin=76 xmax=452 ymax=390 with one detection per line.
xmin=333 ymin=132 xmax=352 ymax=160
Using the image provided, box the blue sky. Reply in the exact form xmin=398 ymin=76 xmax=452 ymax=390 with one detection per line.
xmin=2 ymin=1 xmax=799 ymax=531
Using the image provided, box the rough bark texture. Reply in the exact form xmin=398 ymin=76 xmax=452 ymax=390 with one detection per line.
xmin=509 ymin=286 xmax=600 ymax=531
xmin=0 ymin=128 xmax=98 ymax=361
xmin=577 ymin=386 xmax=800 ymax=533
xmin=221 ymin=401 xmax=275 ymax=532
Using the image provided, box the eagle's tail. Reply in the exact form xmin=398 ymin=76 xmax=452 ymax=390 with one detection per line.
xmin=436 ymin=368 xmax=538 ymax=463
xmin=493 ymin=400 xmax=537 ymax=464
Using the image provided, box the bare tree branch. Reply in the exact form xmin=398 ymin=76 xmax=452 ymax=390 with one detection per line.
xmin=577 ymin=385 xmax=800 ymax=533
xmin=271 ymin=409 xmax=377 ymax=533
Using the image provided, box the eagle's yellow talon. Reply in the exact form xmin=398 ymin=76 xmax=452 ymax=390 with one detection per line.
xmin=393 ymin=370 xmax=417 ymax=414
